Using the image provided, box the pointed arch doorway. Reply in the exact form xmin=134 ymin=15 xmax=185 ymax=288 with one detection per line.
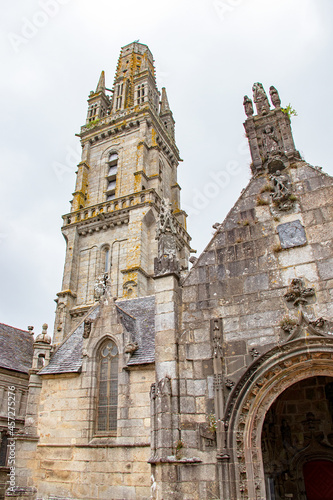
xmin=262 ymin=376 xmax=333 ymax=499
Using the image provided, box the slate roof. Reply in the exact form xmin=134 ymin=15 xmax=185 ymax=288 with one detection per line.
xmin=40 ymin=305 xmax=100 ymax=375
xmin=40 ymin=295 xmax=155 ymax=375
xmin=116 ymin=295 xmax=155 ymax=365
xmin=0 ymin=323 xmax=34 ymax=374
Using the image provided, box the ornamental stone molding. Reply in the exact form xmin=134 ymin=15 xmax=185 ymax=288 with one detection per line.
xmin=224 ymin=338 xmax=333 ymax=499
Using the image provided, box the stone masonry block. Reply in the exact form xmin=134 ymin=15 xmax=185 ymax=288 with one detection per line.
xmin=318 ymin=258 xmax=333 ymax=280
xmin=180 ymin=396 xmax=196 ymax=414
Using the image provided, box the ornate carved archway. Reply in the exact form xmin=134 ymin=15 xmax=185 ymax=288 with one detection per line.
xmin=224 ymin=338 xmax=333 ymax=500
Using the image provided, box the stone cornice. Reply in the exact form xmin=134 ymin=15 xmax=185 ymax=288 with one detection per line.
xmin=121 ymin=266 xmax=151 ymax=279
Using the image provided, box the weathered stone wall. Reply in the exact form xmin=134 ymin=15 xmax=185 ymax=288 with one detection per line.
xmin=176 ymin=161 xmax=333 ymax=498
xmin=182 ymin=162 xmax=333 ymax=375
xmin=19 ymin=366 xmax=154 ymax=499
xmin=0 ymin=370 xmax=29 ymax=498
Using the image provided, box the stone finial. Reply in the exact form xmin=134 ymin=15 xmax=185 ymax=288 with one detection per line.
xmin=252 ymin=82 xmax=270 ymax=115
xmin=284 ymin=278 xmax=315 ymax=306
xmin=269 ymin=86 xmax=281 ymax=108
xmin=35 ymin=323 xmax=52 ymax=344
xmin=243 ymin=95 xmax=254 ymax=117
xmin=95 ymin=70 xmax=106 ymax=94
xmin=160 ymin=87 xmax=171 ymax=114
xmin=27 ymin=326 xmax=34 ymax=335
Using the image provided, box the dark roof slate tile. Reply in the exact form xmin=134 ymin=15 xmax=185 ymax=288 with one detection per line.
xmin=40 ymin=306 xmax=100 ymax=375
xmin=40 ymin=295 xmax=155 ymax=375
xmin=0 ymin=323 xmax=33 ymax=374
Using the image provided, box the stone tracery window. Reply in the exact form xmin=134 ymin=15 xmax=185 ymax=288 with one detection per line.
xmin=96 ymin=339 xmax=119 ymax=433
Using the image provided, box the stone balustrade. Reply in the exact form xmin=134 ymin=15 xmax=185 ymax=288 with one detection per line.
xmin=63 ymin=189 xmax=160 ymax=228
xmin=62 ymin=189 xmax=190 ymax=244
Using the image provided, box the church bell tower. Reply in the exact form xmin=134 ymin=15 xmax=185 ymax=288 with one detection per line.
xmin=53 ymin=42 xmax=191 ymax=343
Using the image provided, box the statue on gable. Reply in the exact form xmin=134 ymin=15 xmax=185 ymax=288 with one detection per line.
xmin=252 ymin=82 xmax=270 ymax=115
xmin=243 ymin=95 xmax=254 ymax=117
xmin=270 ymin=170 xmax=293 ymax=211
xmin=269 ymin=85 xmax=281 ymax=108
xmin=262 ymin=125 xmax=280 ymax=154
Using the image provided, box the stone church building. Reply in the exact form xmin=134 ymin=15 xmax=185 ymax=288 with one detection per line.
xmin=3 ymin=42 xmax=333 ymax=499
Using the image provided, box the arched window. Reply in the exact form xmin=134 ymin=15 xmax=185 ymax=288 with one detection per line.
xmin=101 ymin=245 xmax=110 ymax=274
xmin=96 ymin=339 xmax=119 ymax=433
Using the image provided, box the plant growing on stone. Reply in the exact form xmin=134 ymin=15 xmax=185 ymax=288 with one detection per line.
xmin=86 ymin=118 xmax=100 ymax=129
xmin=279 ymin=316 xmax=297 ymax=333
xmin=256 ymin=196 xmax=269 ymax=206
xmin=260 ymin=184 xmax=274 ymax=194
xmin=175 ymin=439 xmax=184 ymax=459
xmin=281 ymin=103 xmax=297 ymax=119
xmin=208 ymin=413 xmax=217 ymax=433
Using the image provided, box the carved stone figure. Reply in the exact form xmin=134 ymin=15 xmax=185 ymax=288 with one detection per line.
xmin=309 ymin=317 xmax=325 ymax=328
xmin=154 ymin=198 xmax=180 ymax=276
xmin=225 ymin=379 xmax=235 ymax=389
xmin=262 ymin=125 xmax=280 ymax=154
xmin=250 ymin=348 xmax=260 ymax=359
xmin=270 ymin=170 xmax=292 ymax=211
xmin=156 ymin=376 xmax=172 ymax=396
xmin=252 ymin=82 xmax=270 ymax=115
xmin=124 ymin=341 xmax=138 ymax=354
xmin=94 ymin=273 xmax=109 ymax=300
xmin=150 ymin=383 xmax=156 ymax=400
xmin=243 ymin=95 xmax=254 ymax=117
xmin=269 ymin=86 xmax=281 ymax=108
xmin=212 ymin=319 xmax=223 ymax=358
xmin=83 ymin=318 xmax=93 ymax=339
xmin=156 ymin=198 xmax=177 ymax=241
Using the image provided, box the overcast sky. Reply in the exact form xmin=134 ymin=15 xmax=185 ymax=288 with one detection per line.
xmin=1 ymin=0 xmax=333 ymax=334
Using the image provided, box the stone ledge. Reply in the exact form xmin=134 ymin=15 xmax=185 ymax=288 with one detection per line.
xmin=148 ymin=455 xmax=202 ymax=464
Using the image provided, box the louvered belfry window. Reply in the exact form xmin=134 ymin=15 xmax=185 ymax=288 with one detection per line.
xmin=97 ymin=340 xmax=118 ymax=433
